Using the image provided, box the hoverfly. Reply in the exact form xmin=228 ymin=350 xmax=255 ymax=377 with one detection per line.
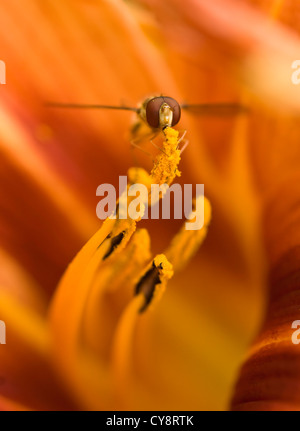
xmin=46 ymin=96 xmax=246 ymax=151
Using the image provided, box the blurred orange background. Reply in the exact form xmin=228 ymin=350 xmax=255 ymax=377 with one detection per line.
xmin=0 ymin=0 xmax=300 ymax=411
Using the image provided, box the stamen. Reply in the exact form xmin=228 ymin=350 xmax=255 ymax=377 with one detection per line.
xmin=102 ymin=231 xmax=126 ymax=260
xmin=83 ymin=229 xmax=152 ymax=346
xmin=110 ymin=257 xmax=173 ymax=403
xmin=100 ymin=229 xmax=152 ymax=293
xmin=135 ymin=254 xmax=174 ymax=313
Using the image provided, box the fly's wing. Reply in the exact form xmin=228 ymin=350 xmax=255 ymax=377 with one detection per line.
xmin=180 ymin=103 xmax=248 ymax=116
xmin=45 ymin=102 xmax=138 ymax=112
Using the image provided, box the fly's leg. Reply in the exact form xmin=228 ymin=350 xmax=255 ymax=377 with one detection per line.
xmin=177 ymin=130 xmax=189 ymax=154
xmin=129 ymin=122 xmax=156 ymax=165
xmin=130 ymin=121 xmax=161 ymax=162
xmin=130 ymin=141 xmax=153 ymax=158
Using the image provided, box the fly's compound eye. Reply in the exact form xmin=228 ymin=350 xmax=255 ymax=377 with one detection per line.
xmin=163 ymin=97 xmax=181 ymax=127
xmin=145 ymin=96 xmax=181 ymax=129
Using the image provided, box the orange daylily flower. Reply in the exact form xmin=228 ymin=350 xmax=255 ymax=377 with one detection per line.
xmin=0 ymin=0 xmax=300 ymax=411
